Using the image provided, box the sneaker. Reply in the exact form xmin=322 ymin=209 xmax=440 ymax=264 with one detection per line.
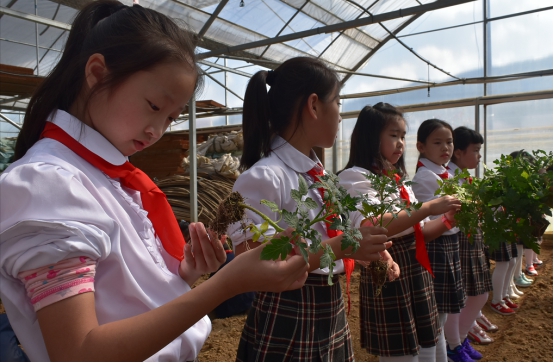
xmin=525 ymin=265 xmax=538 ymax=276
xmin=476 ymin=314 xmax=498 ymax=332
xmin=490 ymin=301 xmax=515 ymax=315
xmin=514 ymin=274 xmax=533 ymax=287
xmin=534 ymin=258 xmax=544 ymax=269
xmin=512 ymin=285 xmax=524 ymax=296
xmin=468 ymin=325 xmax=494 ymax=344
xmin=462 ymin=338 xmax=483 ymax=360
xmin=503 ymin=297 xmax=519 ymax=310
xmin=521 ymin=272 xmax=534 ymax=283
xmin=447 ymin=344 xmax=475 ymax=362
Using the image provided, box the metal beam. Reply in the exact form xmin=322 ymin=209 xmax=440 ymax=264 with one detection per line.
xmin=188 ymin=95 xmax=198 ymax=222
xmin=340 ymin=12 xmax=423 ymax=85
xmin=199 ymin=60 xmax=252 ymax=78
xmin=202 ymin=71 xmax=244 ymax=101
xmin=340 ymin=69 xmax=553 ymax=99
xmin=199 ymin=0 xmax=475 ymax=58
xmin=0 ymin=113 xmax=22 ymax=130
xmin=0 ymin=6 xmax=71 ymax=30
xmin=198 ymin=0 xmax=229 ymax=38
xmin=339 ymin=90 xmax=553 ymax=119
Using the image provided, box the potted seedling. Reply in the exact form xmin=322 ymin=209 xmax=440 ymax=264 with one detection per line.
xmin=435 ymin=150 xmax=553 ymax=253
xmin=210 ymin=172 xmax=362 ymax=285
xmin=356 ymin=170 xmax=421 ymax=295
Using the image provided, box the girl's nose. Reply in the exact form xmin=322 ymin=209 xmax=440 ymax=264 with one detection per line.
xmin=145 ymin=124 xmax=163 ymax=140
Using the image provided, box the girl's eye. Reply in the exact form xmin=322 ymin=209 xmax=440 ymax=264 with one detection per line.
xmin=149 ymin=101 xmax=160 ymax=111
xmin=168 ymin=117 xmax=175 ymax=122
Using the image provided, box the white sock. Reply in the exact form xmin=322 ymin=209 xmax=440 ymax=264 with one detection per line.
xmin=436 ymin=313 xmax=448 ymax=362
xmin=459 ymin=293 xmax=489 ymax=338
xmin=379 ymin=355 xmax=418 ymax=362
xmin=504 ymin=258 xmax=517 ymax=297
xmin=418 ymin=346 xmax=436 ymax=362
xmin=444 ymin=313 xmax=461 ymax=350
xmin=524 ymin=248 xmax=535 ymax=267
xmin=492 ymin=261 xmax=509 ymax=304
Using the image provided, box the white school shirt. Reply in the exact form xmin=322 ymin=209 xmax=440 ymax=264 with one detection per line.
xmin=0 ymin=110 xmax=210 ymax=361
xmin=227 ymin=135 xmax=345 ymax=275
xmin=338 ymin=166 xmax=428 ymax=238
xmin=411 ymin=158 xmax=459 ymax=235
xmin=447 ymin=161 xmax=464 ymax=186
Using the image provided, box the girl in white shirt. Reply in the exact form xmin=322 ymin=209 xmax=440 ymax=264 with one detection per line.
xmin=228 ymin=57 xmax=393 ymax=362
xmin=338 ymin=103 xmax=459 ymax=362
xmin=411 ymin=119 xmax=468 ymax=362
xmin=0 ymin=1 xmax=308 ymax=361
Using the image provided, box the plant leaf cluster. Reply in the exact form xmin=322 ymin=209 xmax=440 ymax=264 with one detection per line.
xmin=357 ymin=171 xmax=422 ymax=227
xmin=435 ymin=150 xmax=553 ymax=253
xmin=242 ymin=172 xmax=363 ymax=284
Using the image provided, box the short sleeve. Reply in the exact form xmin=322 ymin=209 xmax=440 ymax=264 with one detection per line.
xmin=338 ymin=168 xmax=380 ymax=228
xmin=226 ymin=165 xmax=282 ymax=248
xmin=411 ymin=169 xmax=441 ymax=204
xmin=0 ymin=162 xmax=114 ymax=282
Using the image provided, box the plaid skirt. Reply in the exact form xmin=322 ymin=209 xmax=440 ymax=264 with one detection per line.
xmin=458 ymin=230 xmax=492 ymax=296
xmin=489 ymin=241 xmax=518 ymax=262
xmin=359 ymin=233 xmax=439 ymax=357
xmin=427 ymin=234 xmax=466 ymax=314
xmin=236 ymin=273 xmax=353 ymax=362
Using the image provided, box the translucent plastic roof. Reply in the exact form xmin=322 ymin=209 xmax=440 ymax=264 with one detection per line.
xmin=0 ymin=0 xmax=476 ymax=112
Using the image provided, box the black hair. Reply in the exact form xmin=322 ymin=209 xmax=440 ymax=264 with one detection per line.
xmin=509 ymin=150 xmax=536 ymax=164
xmin=14 ymin=0 xmax=202 ymax=160
xmin=343 ymin=102 xmax=407 ymax=176
xmin=452 ymin=126 xmax=484 ymax=151
xmin=240 ymin=57 xmax=340 ymax=170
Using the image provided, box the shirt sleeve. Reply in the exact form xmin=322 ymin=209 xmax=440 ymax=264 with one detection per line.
xmin=0 ymin=162 xmax=114 ymax=284
xmin=226 ymin=165 xmax=283 ymax=248
xmin=411 ymin=169 xmax=442 ymax=204
xmin=338 ymin=168 xmax=380 ymax=228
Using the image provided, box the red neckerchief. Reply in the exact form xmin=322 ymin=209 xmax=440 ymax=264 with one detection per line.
xmin=388 ymin=171 xmax=434 ymax=277
xmin=416 ymin=160 xmax=450 ymax=179
xmin=307 ymin=164 xmax=355 ymax=314
xmin=40 ymin=122 xmax=186 ymax=261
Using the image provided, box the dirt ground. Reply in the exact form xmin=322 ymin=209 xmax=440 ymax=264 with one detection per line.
xmin=1 ymin=239 xmax=551 ymax=362
xmin=199 ymin=237 xmax=554 ymax=362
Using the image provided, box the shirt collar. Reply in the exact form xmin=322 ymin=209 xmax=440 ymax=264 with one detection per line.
xmin=270 ymin=135 xmax=321 ymax=173
xmin=419 ymin=157 xmax=448 ymax=175
xmin=448 ymin=161 xmax=461 ymax=175
xmin=47 ymin=109 xmax=128 ymax=166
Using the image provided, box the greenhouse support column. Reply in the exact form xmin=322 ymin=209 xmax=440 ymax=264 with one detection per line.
xmin=475 ymin=102 xmax=480 ymax=178
xmin=189 ymin=95 xmax=198 ymax=222
xmin=34 ymin=0 xmax=39 ymax=75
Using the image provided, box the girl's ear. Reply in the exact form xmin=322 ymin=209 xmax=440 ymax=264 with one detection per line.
xmin=305 ymin=93 xmax=319 ymax=120
xmin=453 ymin=148 xmax=464 ymax=161
xmin=84 ymin=53 xmax=108 ymax=90
xmin=416 ymin=141 xmax=426 ymax=154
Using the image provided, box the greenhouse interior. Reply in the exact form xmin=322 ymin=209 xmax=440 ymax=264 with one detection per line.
xmin=0 ymin=0 xmax=553 ymax=360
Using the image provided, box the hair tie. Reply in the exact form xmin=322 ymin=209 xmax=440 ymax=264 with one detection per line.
xmin=266 ymin=70 xmax=276 ymax=86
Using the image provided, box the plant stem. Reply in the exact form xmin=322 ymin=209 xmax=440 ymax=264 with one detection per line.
xmin=239 ymin=203 xmax=285 ymax=233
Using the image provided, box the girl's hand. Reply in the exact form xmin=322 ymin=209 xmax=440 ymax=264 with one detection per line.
xmin=179 ymin=223 xmax=227 ymax=285
xmin=427 ymin=195 xmax=461 ymax=216
xmin=379 ymin=250 xmax=400 ymax=281
xmin=444 ymin=208 xmax=458 ymax=227
xmin=351 ymin=225 xmax=392 ymax=261
xmin=221 ymin=239 xmax=309 ymax=292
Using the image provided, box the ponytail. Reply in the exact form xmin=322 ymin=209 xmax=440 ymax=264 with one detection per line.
xmin=14 ymin=0 xmax=201 ymax=161
xmin=240 ymin=57 xmax=339 ymax=170
xmin=240 ymin=70 xmax=272 ymax=171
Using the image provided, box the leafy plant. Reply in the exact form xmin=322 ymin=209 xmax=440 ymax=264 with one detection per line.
xmin=435 ymin=150 xmax=553 ymax=253
xmin=356 ymin=170 xmax=422 ymax=295
xmin=211 ymin=172 xmax=363 ymax=284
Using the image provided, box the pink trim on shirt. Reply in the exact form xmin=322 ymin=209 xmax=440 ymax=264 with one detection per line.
xmin=18 ymin=256 xmax=96 ymax=312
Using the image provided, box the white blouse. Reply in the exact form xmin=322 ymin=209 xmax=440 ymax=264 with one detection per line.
xmin=227 ymin=135 xmax=345 ymax=275
xmin=0 ymin=110 xmax=210 ymax=361
xmin=338 ymin=166 xmax=427 ymax=238
xmin=411 ymin=158 xmax=459 ymax=235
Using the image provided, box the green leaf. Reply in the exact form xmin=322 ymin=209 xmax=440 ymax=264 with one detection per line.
xmin=521 ymin=171 xmax=529 ymax=179
xmin=260 ymin=199 xmax=280 ymax=213
xmin=488 ymin=197 xmax=503 ymax=206
xmin=303 ymin=197 xmax=318 ymax=210
xmin=260 ymin=221 xmax=269 ymax=234
xmin=260 ymin=236 xmax=293 ymax=261
xmin=298 ymin=174 xmax=309 ymax=195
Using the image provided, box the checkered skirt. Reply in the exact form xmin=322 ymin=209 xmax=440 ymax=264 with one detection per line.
xmin=359 ymin=233 xmax=439 ymax=357
xmin=427 ymin=234 xmax=466 ymax=313
xmin=236 ymin=274 xmax=353 ymax=362
xmin=458 ymin=230 xmax=492 ymax=296
xmin=489 ymin=241 xmax=518 ymax=262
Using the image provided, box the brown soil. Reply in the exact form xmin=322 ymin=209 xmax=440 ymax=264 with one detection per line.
xmin=199 ymin=241 xmax=554 ymax=362
xmin=1 ymin=242 xmax=551 ymax=362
